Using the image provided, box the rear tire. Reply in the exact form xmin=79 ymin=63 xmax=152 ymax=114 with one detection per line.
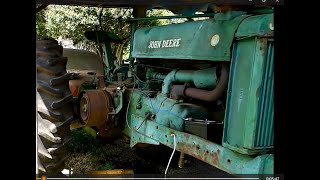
xmin=36 ymin=36 xmax=73 ymax=174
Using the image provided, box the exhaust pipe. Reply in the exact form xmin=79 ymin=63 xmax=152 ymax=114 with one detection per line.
xmin=162 ymin=67 xmax=218 ymax=95
xmin=170 ymin=63 xmax=228 ymax=102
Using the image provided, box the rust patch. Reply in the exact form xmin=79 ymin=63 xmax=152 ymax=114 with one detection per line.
xmin=178 ymin=143 xmax=210 ymax=165
xmin=184 ymin=133 xmax=190 ymax=139
xmin=97 ymin=75 xmax=106 ymax=88
xmin=79 ymin=89 xmax=114 ymax=137
xmin=213 ymin=5 xmax=238 ymax=13
xmin=178 ymin=142 xmax=189 ymax=153
xmin=256 ymin=85 xmax=260 ymax=98
xmin=176 ymin=132 xmax=222 ymax=168
xmin=169 ymin=129 xmax=175 ymax=135
xmin=69 ymin=71 xmax=102 ymax=97
xmin=259 ymin=39 xmax=268 ymax=56
xmin=69 ymin=80 xmax=82 ymax=97
xmin=211 ymin=152 xmax=219 ymax=166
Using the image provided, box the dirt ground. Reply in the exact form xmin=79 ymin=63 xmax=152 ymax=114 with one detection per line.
xmin=134 ymin=143 xmax=230 ymax=177
xmin=65 ymin=135 xmax=230 ymax=177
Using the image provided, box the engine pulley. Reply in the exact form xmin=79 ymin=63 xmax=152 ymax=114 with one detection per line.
xmin=79 ymin=89 xmax=113 ymax=136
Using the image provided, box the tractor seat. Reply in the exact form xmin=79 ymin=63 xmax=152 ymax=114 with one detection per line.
xmin=84 ymin=30 xmax=123 ymax=44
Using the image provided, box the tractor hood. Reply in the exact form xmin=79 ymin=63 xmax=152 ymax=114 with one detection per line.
xmin=132 ymin=12 xmax=249 ymax=61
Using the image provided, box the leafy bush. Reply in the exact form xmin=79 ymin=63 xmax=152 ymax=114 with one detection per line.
xmin=68 ymin=129 xmax=99 ymax=153
xmin=97 ymin=161 xmax=115 ymax=170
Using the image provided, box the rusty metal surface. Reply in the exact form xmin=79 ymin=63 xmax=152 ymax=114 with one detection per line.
xmin=79 ymin=89 xmax=113 ymax=136
xmin=64 ymin=48 xmax=104 ymax=97
xmin=69 ymin=79 xmax=83 ymax=97
xmin=178 ymin=152 xmax=185 ymax=168
xmin=69 ymin=71 xmax=100 ymax=97
xmin=97 ymin=75 xmax=106 ymax=88
xmin=130 ymin=119 xmax=273 ymax=174
xmin=170 ymin=84 xmax=187 ymax=99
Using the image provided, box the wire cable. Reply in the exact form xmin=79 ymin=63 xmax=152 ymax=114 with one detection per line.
xmin=165 ymin=133 xmax=176 ymax=175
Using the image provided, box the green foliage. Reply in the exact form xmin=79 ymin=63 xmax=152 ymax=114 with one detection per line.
xmin=36 ymin=5 xmax=172 ymax=55
xmin=83 ymin=126 xmax=97 ymax=138
xmin=96 ymin=161 xmax=115 ymax=170
xmin=44 ymin=5 xmax=101 ymax=48
xmin=68 ymin=129 xmax=99 ymax=153
xmin=144 ymin=9 xmax=171 ymax=27
xmin=36 ymin=10 xmax=47 ymax=36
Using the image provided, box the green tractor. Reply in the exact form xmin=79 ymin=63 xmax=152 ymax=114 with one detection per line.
xmin=36 ymin=1 xmax=275 ymax=175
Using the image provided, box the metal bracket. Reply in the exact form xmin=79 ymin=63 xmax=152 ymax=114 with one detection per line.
xmin=109 ymin=88 xmax=124 ymax=115
xmin=130 ymin=119 xmax=274 ymax=174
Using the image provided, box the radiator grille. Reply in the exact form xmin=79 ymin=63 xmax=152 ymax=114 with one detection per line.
xmin=254 ymin=41 xmax=274 ymax=147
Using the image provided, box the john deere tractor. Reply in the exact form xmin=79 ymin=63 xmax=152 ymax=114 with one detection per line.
xmin=36 ymin=1 xmax=274 ymax=175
